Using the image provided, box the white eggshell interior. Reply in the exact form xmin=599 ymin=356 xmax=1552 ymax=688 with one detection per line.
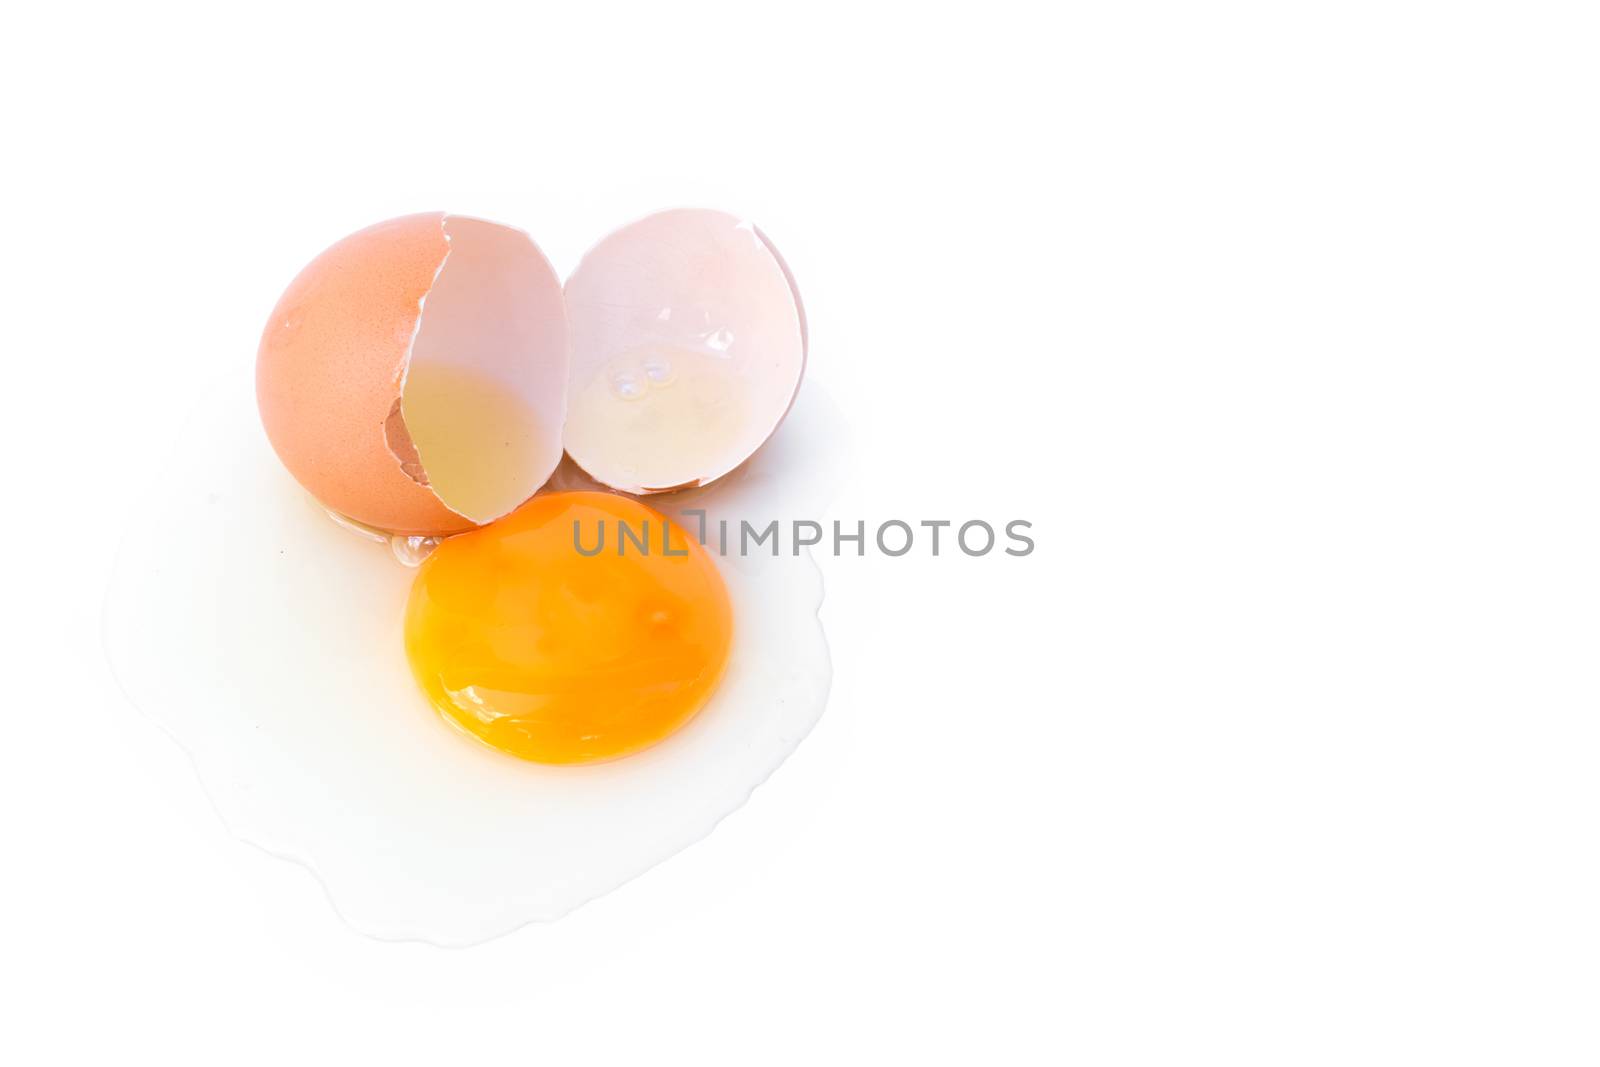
xmin=400 ymin=215 xmax=568 ymax=524
xmin=562 ymin=208 xmax=806 ymax=494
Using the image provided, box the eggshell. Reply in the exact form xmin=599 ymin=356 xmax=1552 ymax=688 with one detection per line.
xmin=562 ymin=209 xmax=807 ymax=494
xmin=257 ymin=214 xmax=465 ymax=535
xmin=256 ymin=214 xmax=569 ymax=536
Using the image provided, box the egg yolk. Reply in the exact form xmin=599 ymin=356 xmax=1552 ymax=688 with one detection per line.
xmin=404 ymin=491 xmax=732 ymax=765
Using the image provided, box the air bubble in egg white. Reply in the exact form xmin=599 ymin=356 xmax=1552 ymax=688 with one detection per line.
xmin=610 ymin=371 xmax=644 ymax=400
xmin=643 ymin=356 xmax=675 ymax=385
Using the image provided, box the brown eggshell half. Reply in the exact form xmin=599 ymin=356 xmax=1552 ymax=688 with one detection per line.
xmin=257 ymin=214 xmax=466 ymax=535
xmin=256 ymin=214 xmax=569 ymax=537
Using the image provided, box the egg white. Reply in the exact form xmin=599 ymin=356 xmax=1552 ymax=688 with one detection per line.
xmin=105 ymin=375 xmax=842 ymax=945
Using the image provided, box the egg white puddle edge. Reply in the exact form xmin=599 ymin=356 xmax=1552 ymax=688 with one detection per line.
xmin=104 ymin=375 xmax=840 ymax=946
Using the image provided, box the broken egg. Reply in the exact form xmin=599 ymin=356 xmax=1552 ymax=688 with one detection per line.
xmin=255 ymin=214 xmax=569 ymax=536
xmin=106 ymin=205 xmax=833 ymax=942
xmin=563 ymin=209 xmax=807 ymax=494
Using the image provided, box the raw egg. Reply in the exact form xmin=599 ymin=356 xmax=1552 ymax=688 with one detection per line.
xmin=105 ymin=377 xmax=836 ymax=943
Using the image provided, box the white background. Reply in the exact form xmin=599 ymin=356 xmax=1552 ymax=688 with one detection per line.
xmin=4 ymin=2 xmax=1598 ymax=1062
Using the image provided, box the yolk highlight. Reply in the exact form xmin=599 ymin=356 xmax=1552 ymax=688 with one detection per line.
xmin=404 ymin=491 xmax=732 ymax=765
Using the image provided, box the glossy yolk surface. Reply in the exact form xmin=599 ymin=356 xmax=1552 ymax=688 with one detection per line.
xmin=404 ymin=491 xmax=732 ymax=765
